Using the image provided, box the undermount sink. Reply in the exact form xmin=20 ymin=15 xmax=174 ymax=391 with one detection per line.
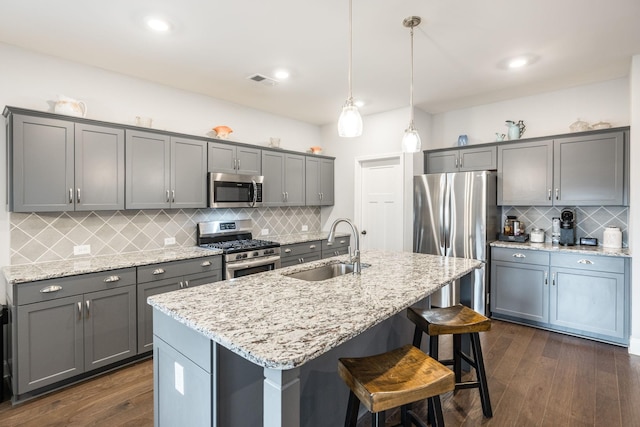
xmin=284 ymin=263 xmax=356 ymax=282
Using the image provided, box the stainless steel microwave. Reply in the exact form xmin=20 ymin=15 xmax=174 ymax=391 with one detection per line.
xmin=208 ymin=172 xmax=263 ymax=208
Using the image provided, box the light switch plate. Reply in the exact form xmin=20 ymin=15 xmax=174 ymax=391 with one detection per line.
xmin=73 ymin=245 xmax=91 ymax=256
xmin=261 ymin=229 xmax=269 ymax=235
xmin=301 ymin=225 xmax=308 ymax=232
xmin=164 ymin=237 xmax=176 ymax=246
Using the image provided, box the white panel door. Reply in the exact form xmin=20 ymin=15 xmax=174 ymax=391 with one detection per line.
xmin=359 ymin=157 xmax=403 ymax=251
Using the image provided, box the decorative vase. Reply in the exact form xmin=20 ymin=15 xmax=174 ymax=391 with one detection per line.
xmin=457 ymin=134 xmax=468 ymax=146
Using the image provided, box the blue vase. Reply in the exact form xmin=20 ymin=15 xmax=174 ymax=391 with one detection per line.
xmin=457 ymin=134 xmax=468 ymax=146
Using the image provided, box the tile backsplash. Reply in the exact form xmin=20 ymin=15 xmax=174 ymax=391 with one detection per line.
xmin=502 ymin=205 xmax=628 ymax=246
xmin=9 ymin=207 xmax=321 ymax=265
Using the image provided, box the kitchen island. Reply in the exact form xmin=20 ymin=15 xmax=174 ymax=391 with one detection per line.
xmin=148 ymin=250 xmax=482 ymax=427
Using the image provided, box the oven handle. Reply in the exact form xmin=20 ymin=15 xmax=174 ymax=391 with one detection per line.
xmin=250 ymin=179 xmax=258 ymax=207
xmin=227 ymin=255 xmax=281 ymax=271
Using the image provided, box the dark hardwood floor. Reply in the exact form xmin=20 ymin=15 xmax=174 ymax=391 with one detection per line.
xmin=1 ymin=320 xmax=639 ymax=426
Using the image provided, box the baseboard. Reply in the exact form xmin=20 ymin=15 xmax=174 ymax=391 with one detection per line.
xmin=628 ymin=336 xmax=640 ymax=355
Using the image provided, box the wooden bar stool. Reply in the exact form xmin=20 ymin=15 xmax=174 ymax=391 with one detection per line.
xmin=407 ymin=304 xmax=493 ymax=418
xmin=338 ymin=344 xmax=454 ymax=427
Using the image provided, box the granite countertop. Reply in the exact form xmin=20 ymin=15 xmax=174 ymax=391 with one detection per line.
xmin=266 ymin=231 xmax=350 ymax=245
xmin=2 ymin=246 xmax=223 ymax=284
xmin=148 ymin=250 xmax=482 ymax=370
xmin=490 ymin=240 xmax=631 ymax=258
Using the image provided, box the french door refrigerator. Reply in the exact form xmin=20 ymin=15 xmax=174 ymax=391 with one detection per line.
xmin=413 ymin=171 xmax=498 ymax=315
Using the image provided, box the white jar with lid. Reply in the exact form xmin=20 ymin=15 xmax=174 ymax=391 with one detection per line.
xmin=530 ymin=228 xmax=545 ymax=243
xmin=603 ymin=226 xmax=622 ymax=249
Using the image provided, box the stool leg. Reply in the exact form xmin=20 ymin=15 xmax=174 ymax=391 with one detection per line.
xmin=453 ymin=334 xmax=462 ymax=384
xmin=412 ymin=326 xmax=423 ymax=348
xmin=372 ymin=410 xmax=385 ymax=427
xmin=345 ymin=391 xmax=360 ymax=427
xmin=429 ymin=335 xmax=439 ymax=360
xmin=428 ymin=395 xmax=446 ymax=427
xmin=471 ymin=332 xmax=493 ymax=418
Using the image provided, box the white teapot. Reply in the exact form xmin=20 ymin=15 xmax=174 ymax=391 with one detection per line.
xmin=54 ymin=95 xmax=87 ymax=117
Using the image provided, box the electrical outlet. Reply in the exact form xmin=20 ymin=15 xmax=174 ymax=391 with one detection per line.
xmin=261 ymin=229 xmax=269 ymax=236
xmin=164 ymin=237 xmax=176 ymax=246
xmin=301 ymin=225 xmax=309 ymax=232
xmin=73 ymin=245 xmax=91 ymax=256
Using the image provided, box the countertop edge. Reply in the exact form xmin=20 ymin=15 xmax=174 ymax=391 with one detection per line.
xmin=490 ymin=240 xmax=631 ymax=258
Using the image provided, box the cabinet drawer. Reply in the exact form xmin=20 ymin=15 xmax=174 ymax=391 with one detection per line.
xmin=281 ymin=241 xmax=321 ymax=259
xmin=16 ymin=267 xmax=136 ymax=305
xmin=550 ymin=253 xmax=625 ymax=273
xmin=280 ymin=253 xmax=322 ymax=268
xmin=492 ymin=247 xmax=549 ymax=265
xmin=322 ymin=237 xmax=350 ymax=251
xmin=138 ymin=256 xmax=222 ymax=283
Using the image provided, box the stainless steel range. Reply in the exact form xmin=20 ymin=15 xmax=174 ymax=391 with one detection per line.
xmin=197 ymin=219 xmax=281 ymax=279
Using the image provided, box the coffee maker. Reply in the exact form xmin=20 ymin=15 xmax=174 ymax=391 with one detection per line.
xmin=559 ymin=208 xmax=576 ymax=246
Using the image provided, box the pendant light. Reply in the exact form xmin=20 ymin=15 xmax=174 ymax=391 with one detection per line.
xmin=402 ymin=16 xmax=422 ymax=153
xmin=338 ymin=0 xmax=363 ymax=137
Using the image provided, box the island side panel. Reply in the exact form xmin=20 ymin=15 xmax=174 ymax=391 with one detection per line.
xmin=264 ymin=368 xmax=301 ymax=427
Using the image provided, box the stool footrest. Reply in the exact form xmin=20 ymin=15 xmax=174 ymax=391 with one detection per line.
xmin=456 ymin=381 xmax=480 ymax=390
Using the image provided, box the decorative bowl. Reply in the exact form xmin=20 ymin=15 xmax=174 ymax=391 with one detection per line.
xmin=310 ymin=146 xmax=323 ymax=154
xmin=591 ymin=121 xmax=611 ymax=130
xmin=212 ymin=125 xmax=233 ymax=139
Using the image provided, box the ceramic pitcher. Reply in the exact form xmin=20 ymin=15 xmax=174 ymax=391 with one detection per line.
xmin=54 ymin=95 xmax=87 ymax=117
xmin=506 ymin=120 xmax=526 ymax=140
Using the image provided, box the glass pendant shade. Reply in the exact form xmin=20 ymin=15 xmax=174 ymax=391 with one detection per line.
xmin=338 ymin=100 xmax=363 ymax=137
xmin=402 ymin=122 xmax=422 ymax=153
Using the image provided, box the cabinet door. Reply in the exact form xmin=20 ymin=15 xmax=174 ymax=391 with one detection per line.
xmin=554 ymin=132 xmax=625 ymax=205
xmin=284 ymin=153 xmax=305 ymax=205
xmin=207 ymin=141 xmax=237 ymax=174
xmin=425 ymin=150 xmax=458 ymax=173
xmin=261 ymin=151 xmax=285 ymax=206
xmin=75 ymin=123 xmax=125 ymax=211
xmin=17 ymin=295 xmax=84 ymax=393
xmin=498 ymin=140 xmax=553 ymax=206
xmin=84 ymin=286 xmax=137 ymax=370
xmin=305 ymin=156 xmax=321 ymax=206
xmin=126 ymin=130 xmax=171 ymax=209
xmin=459 ymin=146 xmax=497 ymax=172
xmin=550 ymin=267 xmax=625 ymax=340
xmin=10 ymin=114 xmax=74 ymax=212
xmin=236 ymin=146 xmax=262 ymax=175
xmin=490 ymin=261 xmax=549 ymax=323
xmin=171 ymin=137 xmax=207 ymax=208
xmin=137 ymin=278 xmax=182 ymax=354
xmin=319 ymin=158 xmax=335 ymax=205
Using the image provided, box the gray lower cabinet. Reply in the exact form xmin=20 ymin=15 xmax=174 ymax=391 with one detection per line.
xmin=137 ymin=256 xmax=222 ymax=354
xmin=208 ymin=141 xmax=261 ymax=175
xmin=126 ymin=130 xmax=207 ymax=209
xmin=281 ymin=241 xmax=322 ymax=267
xmin=321 ymin=236 xmax=351 ymax=259
xmin=261 ymin=150 xmax=305 ymax=206
xmin=305 ymin=156 xmax=335 ymax=206
xmin=490 ymin=247 xmax=629 ymax=345
xmin=426 ymin=146 xmax=497 ymax=173
xmin=6 ymin=112 xmax=125 ymax=212
xmin=12 ymin=268 xmax=137 ymax=396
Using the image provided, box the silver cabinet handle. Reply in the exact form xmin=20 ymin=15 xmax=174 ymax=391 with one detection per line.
xmin=86 ymin=300 xmax=90 ymax=318
xmin=166 ymin=190 xmax=170 ymax=202
xmin=577 ymin=259 xmax=594 ymax=265
xmin=172 ymin=190 xmax=175 ymax=203
xmin=512 ymin=253 xmax=526 ymax=258
xmin=282 ymin=192 xmax=286 ymax=202
xmin=544 ymin=271 xmax=548 ymax=285
xmin=40 ymin=285 xmax=63 ymax=293
xmin=237 ymin=159 xmax=240 ymax=170
xmin=153 ymin=268 xmax=166 ymax=275
xmin=299 ymin=258 xmax=304 ymax=263
xmin=284 ymin=248 xmax=292 ymax=253
xmin=555 ymin=188 xmax=559 ymax=200
xmin=285 ymin=192 xmax=289 ymax=202
xmin=552 ymin=272 xmax=556 ymax=286
xmin=459 ymin=157 xmax=463 ymax=168
xmin=454 ymin=157 xmax=458 ymax=167
xmin=77 ymin=188 xmax=81 ymax=204
xmin=69 ymin=188 xmax=73 ymax=204
xmin=548 ymin=189 xmax=551 ymax=200
xmin=309 ymin=245 xmax=316 ymax=249
xmin=77 ymin=302 xmax=82 ymax=320
xmin=339 ymin=240 xmax=346 ymax=244
xmin=326 ymin=242 xmax=333 ymax=246
xmin=184 ymin=280 xmax=189 ymax=288
xmin=179 ymin=281 xmax=184 ymax=289
xmin=201 ymin=260 xmax=212 ymax=267
xmin=103 ymin=275 xmax=121 ymax=283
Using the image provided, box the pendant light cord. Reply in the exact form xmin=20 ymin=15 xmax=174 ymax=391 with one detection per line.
xmin=409 ymin=25 xmax=414 ymax=124
xmin=347 ymin=0 xmax=354 ymax=102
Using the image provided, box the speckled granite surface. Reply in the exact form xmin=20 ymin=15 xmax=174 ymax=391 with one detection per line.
xmin=148 ymin=250 xmax=482 ymax=370
xmin=490 ymin=241 xmax=631 ymax=258
xmin=2 ymin=247 xmax=223 ymax=284
xmin=266 ymin=231 xmax=350 ymax=245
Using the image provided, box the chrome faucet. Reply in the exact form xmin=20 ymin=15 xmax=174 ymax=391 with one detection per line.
xmin=327 ymin=218 xmax=361 ymax=274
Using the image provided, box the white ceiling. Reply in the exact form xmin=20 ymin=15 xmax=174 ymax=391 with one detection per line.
xmin=1 ymin=0 xmax=639 ymax=126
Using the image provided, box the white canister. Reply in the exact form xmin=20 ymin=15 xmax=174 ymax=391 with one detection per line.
xmin=530 ymin=228 xmax=545 ymax=243
xmin=603 ymin=226 xmax=622 ymax=249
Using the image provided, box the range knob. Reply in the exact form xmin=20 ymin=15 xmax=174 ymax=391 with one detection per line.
xmin=253 ymin=251 xmax=259 ymax=257
xmin=242 ymin=253 xmax=248 ymax=259
xmin=235 ymin=254 xmax=243 ymax=260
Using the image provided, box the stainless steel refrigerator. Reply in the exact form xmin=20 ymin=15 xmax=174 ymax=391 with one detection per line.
xmin=413 ymin=171 xmax=498 ymax=315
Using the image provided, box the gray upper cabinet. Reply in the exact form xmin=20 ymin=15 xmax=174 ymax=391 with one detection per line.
xmin=7 ymin=114 xmax=124 ymax=212
xmin=498 ymin=140 xmax=553 ymax=206
xmin=208 ymin=141 xmax=261 ymax=175
xmin=425 ymin=146 xmax=497 ymax=174
xmin=498 ymin=130 xmax=627 ymax=206
xmin=262 ymin=150 xmax=305 ymax=206
xmin=126 ymin=131 xmax=207 ymax=209
xmin=305 ymin=156 xmax=334 ymax=206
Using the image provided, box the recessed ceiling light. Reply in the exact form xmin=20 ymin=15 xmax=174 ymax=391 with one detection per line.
xmin=508 ymin=57 xmax=529 ymax=68
xmin=146 ymin=17 xmax=171 ymax=32
xmin=498 ymin=54 xmax=539 ymax=70
xmin=274 ymin=69 xmax=290 ymax=80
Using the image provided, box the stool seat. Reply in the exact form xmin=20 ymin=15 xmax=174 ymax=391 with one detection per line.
xmin=407 ymin=304 xmax=491 ymax=336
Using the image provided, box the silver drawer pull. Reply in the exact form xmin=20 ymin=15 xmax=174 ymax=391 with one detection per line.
xmin=512 ymin=253 xmax=526 ymax=258
xmin=153 ymin=268 xmax=166 ymax=275
xmin=40 ymin=285 xmax=63 ymax=293
xmin=326 ymin=242 xmax=333 ymax=246
xmin=103 ymin=275 xmax=121 ymax=283
xmin=201 ymin=261 xmax=212 ymax=267
xmin=284 ymin=248 xmax=292 ymax=253
xmin=339 ymin=240 xmax=346 ymax=244
xmin=577 ymin=259 xmax=594 ymax=265
xmin=309 ymin=245 xmax=316 ymax=249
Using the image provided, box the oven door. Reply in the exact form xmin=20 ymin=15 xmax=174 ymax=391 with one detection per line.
xmin=225 ymin=255 xmax=281 ymax=279
xmin=209 ymin=172 xmax=263 ymax=208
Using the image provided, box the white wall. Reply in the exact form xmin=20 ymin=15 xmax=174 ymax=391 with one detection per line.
xmin=628 ymin=55 xmax=640 ymax=355
xmin=0 ymin=43 xmax=323 ymax=304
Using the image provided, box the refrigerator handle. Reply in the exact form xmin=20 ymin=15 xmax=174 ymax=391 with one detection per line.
xmin=442 ymin=175 xmax=451 ymax=256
